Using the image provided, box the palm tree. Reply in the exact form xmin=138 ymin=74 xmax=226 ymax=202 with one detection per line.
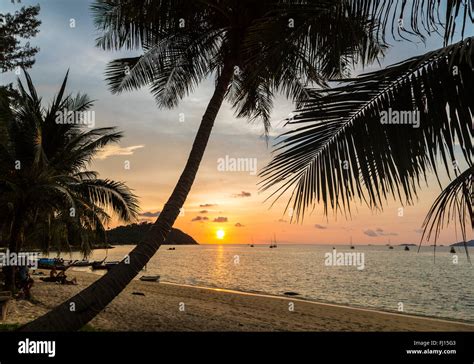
xmin=0 ymin=71 xmax=139 ymax=290
xmin=20 ymin=0 xmax=471 ymax=331
xmin=260 ymin=37 xmax=473 ymax=246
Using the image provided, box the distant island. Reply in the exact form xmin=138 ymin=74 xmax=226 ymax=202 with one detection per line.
xmin=106 ymin=222 xmax=199 ymax=245
xmin=450 ymin=239 xmax=474 ymax=247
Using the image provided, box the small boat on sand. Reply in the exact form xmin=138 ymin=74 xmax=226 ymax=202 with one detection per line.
xmin=91 ymin=261 xmax=119 ymax=270
xmin=72 ymin=259 xmax=92 ymax=267
xmin=38 ymin=258 xmax=75 ymax=271
xmin=140 ymin=275 xmax=160 ymax=282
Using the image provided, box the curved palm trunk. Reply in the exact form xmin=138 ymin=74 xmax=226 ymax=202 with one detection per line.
xmin=4 ymin=208 xmax=24 ymax=292
xmin=20 ymin=61 xmax=235 ymax=331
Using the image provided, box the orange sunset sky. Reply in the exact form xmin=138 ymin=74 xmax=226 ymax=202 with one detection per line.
xmin=3 ymin=0 xmax=472 ymax=245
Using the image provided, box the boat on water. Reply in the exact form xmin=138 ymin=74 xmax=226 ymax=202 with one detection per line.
xmin=139 ymin=275 xmax=160 ymax=282
xmin=450 ymin=247 xmax=456 ymax=254
xmin=350 ymin=236 xmax=355 ymax=249
xmin=269 ymin=234 xmax=277 ymax=248
xmin=404 ymin=246 xmax=410 ymax=251
xmin=388 ymin=239 xmax=393 ymax=250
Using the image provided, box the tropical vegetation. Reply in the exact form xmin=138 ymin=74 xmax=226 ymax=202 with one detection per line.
xmin=0 ymin=71 xmax=139 ymax=291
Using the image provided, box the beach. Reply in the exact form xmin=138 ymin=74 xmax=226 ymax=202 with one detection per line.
xmin=3 ymin=270 xmax=473 ymax=332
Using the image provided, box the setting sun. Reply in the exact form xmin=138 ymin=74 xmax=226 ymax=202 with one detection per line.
xmin=216 ymin=229 xmax=225 ymax=240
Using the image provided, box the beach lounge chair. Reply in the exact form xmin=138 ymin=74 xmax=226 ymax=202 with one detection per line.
xmin=0 ymin=291 xmax=12 ymax=320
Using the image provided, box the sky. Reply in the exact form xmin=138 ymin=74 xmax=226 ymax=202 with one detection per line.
xmin=2 ymin=0 xmax=473 ymax=245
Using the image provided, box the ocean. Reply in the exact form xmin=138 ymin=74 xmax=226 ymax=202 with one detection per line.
xmin=62 ymin=244 xmax=473 ymax=322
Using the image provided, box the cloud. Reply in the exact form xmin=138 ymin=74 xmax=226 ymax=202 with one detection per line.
xmin=192 ymin=216 xmax=209 ymax=222
xmin=96 ymin=144 xmax=145 ymax=160
xmin=314 ymin=224 xmax=327 ymax=229
xmin=199 ymin=204 xmax=217 ymax=207
xmin=235 ymin=222 xmax=244 ymax=227
xmin=140 ymin=211 xmax=160 ymax=218
xmin=233 ymin=191 xmax=251 ymax=198
xmin=364 ymin=228 xmax=398 ymax=237
xmin=363 ymin=229 xmax=378 ymax=237
xmin=377 ymin=228 xmax=398 ymax=236
xmin=199 ymin=210 xmax=208 ymax=214
xmin=213 ymin=217 xmax=228 ymax=223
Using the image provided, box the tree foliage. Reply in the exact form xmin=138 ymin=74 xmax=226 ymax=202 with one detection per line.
xmin=0 ymin=5 xmax=41 ymax=72
xmin=0 ymin=71 xmax=139 ymax=255
xmin=261 ymin=37 xmax=473 ymax=221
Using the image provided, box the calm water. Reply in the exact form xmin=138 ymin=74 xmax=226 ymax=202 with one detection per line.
xmin=60 ymin=244 xmax=473 ymax=322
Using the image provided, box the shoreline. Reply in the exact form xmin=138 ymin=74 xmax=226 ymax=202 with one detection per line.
xmin=158 ymin=281 xmax=474 ymax=327
xmin=81 ymin=267 xmax=474 ymax=326
xmin=3 ymin=270 xmax=473 ymax=331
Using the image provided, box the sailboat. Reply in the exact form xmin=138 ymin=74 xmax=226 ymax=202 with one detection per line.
xmin=450 ymin=246 xmax=456 ymax=254
xmin=388 ymin=239 xmax=394 ymax=249
xmin=270 ymin=234 xmax=277 ymax=248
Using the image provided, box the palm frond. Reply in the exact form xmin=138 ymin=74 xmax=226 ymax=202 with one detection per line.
xmin=104 ymin=28 xmax=222 ymax=108
xmin=345 ymin=0 xmax=474 ymax=45
xmin=420 ymin=165 xmax=473 ymax=260
xmin=260 ymin=37 xmax=474 ymax=221
xmin=78 ymin=179 xmax=140 ymax=222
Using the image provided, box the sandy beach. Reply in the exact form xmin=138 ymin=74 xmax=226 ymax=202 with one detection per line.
xmin=2 ymin=270 xmax=473 ymax=332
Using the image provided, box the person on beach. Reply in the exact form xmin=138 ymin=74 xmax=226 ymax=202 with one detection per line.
xmin=57 ymin=271 xmax=77 ymax=285
xmin=41 ymin=267 xmax=77 ymax=285
xmin=17 ymin=266 xmax=34 ymax=299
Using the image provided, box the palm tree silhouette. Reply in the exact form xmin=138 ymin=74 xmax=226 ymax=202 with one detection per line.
xmin=0 ymin=71 xmax=139 ymax=290
xmin=21 ymin=0 xmax=472 ymax=331
xmin=261 ymin=37 xmax=473 ymax=253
